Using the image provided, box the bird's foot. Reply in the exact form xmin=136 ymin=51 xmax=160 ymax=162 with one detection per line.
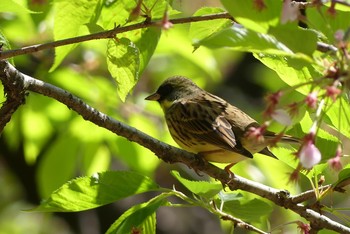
xmin=224 ymin=163 xmax=235 ymax=183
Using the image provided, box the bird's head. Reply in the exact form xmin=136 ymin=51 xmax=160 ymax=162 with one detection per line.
xmin=145 ymin=76 xmax=200 ymax=111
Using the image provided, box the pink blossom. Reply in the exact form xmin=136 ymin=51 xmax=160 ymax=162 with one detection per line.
xmin=328 ymin=145 xmax=343 ymax=171
xmin=159 ymin=10 xmax=173 ymax=30
xmin=334 ymin=30 xmax=344 ymax=42
xmin=305 ymin=91 xmax=318 ymax=109
xmin=271 ymin=109 xmax=292 ymax=126
xmin=299 ymin=141 xmax=321 ymax=169
xmin=281 ymin=0 xmax=300 ymax=24
xmin=326 ymin=85 xmax=341 ymax=102
xmin=245 ymin=124 xmax=268 ymax=143
xmin=297 ymin=221 xmax=310 ymax=234
xmin=264 ymin=91 xmax=283 ymax=118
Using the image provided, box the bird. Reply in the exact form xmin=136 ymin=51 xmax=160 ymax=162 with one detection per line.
xmin=145 ymin=76 xmax=300 ymax=174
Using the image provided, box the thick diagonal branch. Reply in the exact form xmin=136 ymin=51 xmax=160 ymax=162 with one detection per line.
xmin=0 ymin=61 xmax=349 ymax=233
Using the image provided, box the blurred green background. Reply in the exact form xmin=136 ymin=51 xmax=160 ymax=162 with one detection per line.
xmin=1 ymin=1 xmax=349 ymax=234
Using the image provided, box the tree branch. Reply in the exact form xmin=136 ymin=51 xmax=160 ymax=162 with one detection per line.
xmin=0 ymin=13 xmax=233 ymax=60
xmin=0 ymin=12 xmax=336 ymax=60
xmin=0 ymin=61 xmax=27 ymax=132
xmin=0 ymin=61 xmax=349 ymax=233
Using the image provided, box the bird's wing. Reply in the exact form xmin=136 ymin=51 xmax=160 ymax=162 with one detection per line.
xmin=168 ymin=99 xmax=253 ymax=158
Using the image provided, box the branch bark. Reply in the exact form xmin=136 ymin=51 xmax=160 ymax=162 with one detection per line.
xmin=0 ymin=60 xmax=349 ymax=233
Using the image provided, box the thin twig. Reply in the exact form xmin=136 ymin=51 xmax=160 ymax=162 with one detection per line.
xmin=0 ymin=11 xmax=337 ymax=60
xmin=0 ymin=13 xmax=233 ymax=60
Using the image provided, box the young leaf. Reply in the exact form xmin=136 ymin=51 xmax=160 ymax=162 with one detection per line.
xmin=36 ymin=134 xmax=80 ymax=198
xmin=106 ymin=194 xmax=170 ymax=234
xmin=107 ymin=38 xmax=140 ymax=101
xmin=268 ymin=24 xmax=318 ymax=56
xmin=221 ymin=0 xmax=281 ymax=33
xmin=33 ymin=171 xmax=159 ymax=212
xmin=0 ymin=0 xmax=37 ymax=14
xmin=323 ymin=97 xmax=350 ymax=140
xmin=306 ymin=6 xmax=350 ymax=44
xmin=198 ymin=26 xmax=295 ymax=56
xmin=220 ymin=198 xmax=273 ymax=222
xmin=171 ymin=170 xmax=222 ymax=198
xmin=333 ymin=166 xmax=350 ymax=189
xmin=254 ymin=53 xmax=318 ymax=95
xmin=189 ymin=7 xmax=232 ymax=48
xmin=51 ymin=0 xmax=102 ymax=71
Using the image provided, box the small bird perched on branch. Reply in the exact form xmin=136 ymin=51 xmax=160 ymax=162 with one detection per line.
xmin=145 ymin=76 xmax=299 ymax=174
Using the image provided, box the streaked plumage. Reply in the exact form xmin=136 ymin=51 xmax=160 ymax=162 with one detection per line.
xmin=145 ymin=76 xmax=299 ymax=168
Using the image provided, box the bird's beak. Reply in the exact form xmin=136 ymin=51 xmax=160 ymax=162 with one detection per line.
xmin=145 ymin=92 xmax=160 ymax=101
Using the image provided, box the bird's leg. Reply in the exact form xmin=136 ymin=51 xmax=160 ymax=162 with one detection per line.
xmin=224 ymin=162 xmax=236 ymax=180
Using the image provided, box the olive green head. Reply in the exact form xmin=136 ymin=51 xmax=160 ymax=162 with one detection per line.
xmin=145 ymin=76 xmax=201 ymax=110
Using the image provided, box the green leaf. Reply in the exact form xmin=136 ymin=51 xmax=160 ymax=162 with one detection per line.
xmin=51 ymin=0 xmax=102 ymax=71
xmin=189 ymin=7 xmax=232 ymax=48
xmin=333 ymin=165 xmax=350 ymax=189
xmin=268 ymin=24 xmax=318 ymax=56
xmin=307 ymin=6 xmax=350 ymax=44
xmin=171 ymin=171 xmax=222 ymax=198
xmin=107 ymin=38 xmax=140 ymax=101
xmin=254 ymin=53 xmax=320 ymax=95
xmin=106 ymin=194 xmax=169 ymax=234
xmin=0 ymin=0 xmax=37 ymax=14
xmin=37 ymin=134 xmax=79 ymax=198
xmin=221 ymin=0 xmax=281 ymax=33
xmin=133 ymin=28 xmax=161 ymax=75
xmin=323 ymin=97 xmax=350 ymax=140
xmin=33 ymin=171 xmax=159 ymax=212
xmin=99 ymin=0 xmax=131 ymax=29
xmin=220 ymin=198 xmax=273 ymax=222
xmin=198 ymin=26 xmax=297 ymax=56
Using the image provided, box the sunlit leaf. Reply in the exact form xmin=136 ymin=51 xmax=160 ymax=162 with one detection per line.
xmin=0 ymin=0 xmax=37 ymax=14
xmin=106 ymin=194 xmax=169 ymax=234
xmin=51 ymin=0 xmax=102 ymax=71
xmin=33 ymin=171 xmax=159 ymax=212
xmin=107 ymin=38 xmax=140 ymax=101
xmin=333 ymin=165 xmax=350 ymax=189
xmin=199 ymin=25 xmax=298 ymax=56
xmin=307 ymin=6 xmax=350 ymax=44
xmin=268 ymin=24 xmax=318 ymax=56
xmin=189 ymin=7 xmax=232 ymax=48
xmin=171 ymin=170 xmax=222 ymax=198
xmin=221 ymin=0 xmax=281 ymax=33
xmin=220 ymin=197 xmax=273 ymax=222
xmin=254 ymin=53 xmax=320 ymax=95
xmin=37 ymin=134 xmax=80 ymax=198
xmin=323 ymin=97 xmax=350 ymax=140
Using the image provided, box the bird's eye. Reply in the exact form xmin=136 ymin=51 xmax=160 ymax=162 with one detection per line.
xmin=157 ymin=83 xmax=173 ymax=96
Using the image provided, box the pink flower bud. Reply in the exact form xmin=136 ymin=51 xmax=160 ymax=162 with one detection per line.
xmin=297 ymin=221 xmax=310 ymax=234
xmin=281 ymin=0 xmax=300 ymax=24
xmin=335 ymin=30 xmax=344 ymax=42
xmin=326 ymin=85 xmax=341 ymax=102
xmin=305 ymin=91 xmax=318 ymax=109
xmin=328 ymin=145 xmax=343 ymax=171
xmin=159 ymin=10 xmax=173 ymax=30
xmin=299 ymin=141 xmax=321 ymax=169
xmin=271 ymin=109 xmax=292 ymax=126
xmin=253 ymin=0 xmax=266 ymax=11
xmin=245 ymin=124 xmax=268 ymax=143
